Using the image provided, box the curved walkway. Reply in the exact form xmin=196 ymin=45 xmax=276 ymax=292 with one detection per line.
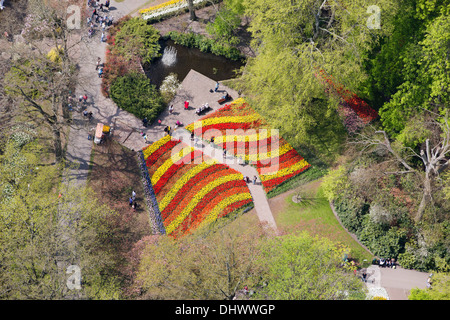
xmin=172 ymin=128 xmax=277 ymax=231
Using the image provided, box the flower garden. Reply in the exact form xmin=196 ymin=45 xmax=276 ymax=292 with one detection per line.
xmin=316 ymin=69 xmax=379 ymax=133
xmin=140 ymin=135 xmax=253 ymax=238
xmin=140 ymin=0 xmax=209 ymax=21
xmin=186 ymin=98 xmax=312 ymax=193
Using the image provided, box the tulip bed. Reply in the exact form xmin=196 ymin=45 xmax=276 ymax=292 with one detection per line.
xmin=316 ymin=69 xmax=378 ymax=128
xmin=186 ymin=98 xmax=311 ymax=193
xmin=141 ymin=135 xmax=253 ymax=238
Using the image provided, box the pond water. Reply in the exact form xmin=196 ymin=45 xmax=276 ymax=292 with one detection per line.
xmin=144 ymin=39 xmax=245 ymax=88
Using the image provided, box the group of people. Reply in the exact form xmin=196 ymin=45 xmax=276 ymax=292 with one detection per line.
xmin=87 ymin=0 xmax=112 ymax=43
xmin=378 ymin=257 xmax=396 ymax=268
xmin=128 ymin=190 xmax=138 ymax=211
xmin=243 ymin=175 xmax=258 ymax=185
xmin=195 ymin=103 xmax=211 ymax=115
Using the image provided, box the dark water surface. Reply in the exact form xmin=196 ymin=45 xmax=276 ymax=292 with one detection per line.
xmin=144 ymin=39 xmax=245 ymax=88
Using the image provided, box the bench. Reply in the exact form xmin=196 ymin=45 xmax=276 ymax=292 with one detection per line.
xmin=218 ymin=94 xmax=232 ymax=104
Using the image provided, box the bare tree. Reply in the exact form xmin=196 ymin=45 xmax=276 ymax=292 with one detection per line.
xmin=3 ymin=0 xmax=80 ymax=163
xmin=351 ymin=109 xmax=450 ymax=221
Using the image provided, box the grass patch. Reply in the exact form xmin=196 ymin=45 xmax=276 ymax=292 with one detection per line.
xmin=273 ymin=180 xmax=373 ymax=265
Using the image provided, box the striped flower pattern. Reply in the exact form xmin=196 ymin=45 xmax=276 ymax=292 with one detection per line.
xmin=186 ymin=98 xmax=311 ymax=193
xmin=141 ymin=136 xmax=252 ymax=238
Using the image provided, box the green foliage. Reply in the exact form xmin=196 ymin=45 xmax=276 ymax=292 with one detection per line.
xmin=0 ymin=138 xmax=122 ymax=299
xmin=110 ymin=72 xmax=165 ymax=121
xmin=379 ymin=12 xmax=450 ymax=134
xmin=358 ymin=219 xmax=407 ymax=258
xmin=257 ymin=232 xmax=365 ymax=300
xmin=206 ymin=8 xmax=241 ymax=45
xmin=409 ymin=273 xmax=450 ymax=300
xmin=334 ymin=196 xmax=369 ymax=234
xmin=166 ymin=31 xmax=244 ymax=61
xmin=321 ymin=166 xmax=350 ymax=201
xmin=114 ymin=17 xmax=161 ymax=64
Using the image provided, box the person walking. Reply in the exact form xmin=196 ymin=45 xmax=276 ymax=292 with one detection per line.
xmin=169 ymin=104 xmax=174 ymax=114
xmin=214 ymin=81 xmax=219 ymax=92
xmin=105 ymin=0 xmax=110 ymax=10
xmin=98 ymin=67 xmax=103 ymax=78
xmin=96 ymin=57 xmax=101 ymax=70
xmin=143 ymin=134 xmax=148 ymax=143
xmin=101 ymin=32 xmax=105 ymax=42
xmin=132 ymin=190 xmax=136 ymax=201
xmin=253 ymin=175 xmax=257 ymax=185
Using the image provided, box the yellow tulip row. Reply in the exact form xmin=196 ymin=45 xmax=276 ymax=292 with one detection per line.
xmin=151 ymin=145 xmax=194 ymax=186
xmin=164 ymin=173 xmax=243 ymax=234
xmin=213 ymin=129 xmax=278 ymax=144
xmin=195 ymin=192 xmax=253 ymax=231
xmin=139 ymin=0 xmax=184 ymax=15
xmin=158 ymin=160 xmax=217 ymax=212
xmin=185 ymin=114 xmax=261 ymax=131
xmin=260 ymin=159 xmax=310 ymax=181
xmin=235 ymin=141 xmax=294 ymax=162
xmin=143 ymin=135 xmax=172 ymax=159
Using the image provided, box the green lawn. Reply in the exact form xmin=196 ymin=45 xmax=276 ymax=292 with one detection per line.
xmin=273 ymin=180 xmax=373 ymax=265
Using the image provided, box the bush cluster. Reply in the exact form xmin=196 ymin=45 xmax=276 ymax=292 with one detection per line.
xmin=110 ymin=73 xmax=164 ymax=122
xmin=166 ymin=31 xmax=244 ymax=61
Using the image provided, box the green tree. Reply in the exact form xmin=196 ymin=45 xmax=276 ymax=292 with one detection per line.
xmin=0 ymin=136 xmax=121 ymax=299
xmin=257 ymin=232 xmax=365 ymax=300
xmin=379 ymin=12 xmax=450 ymax=134
xmin=137 ymin=225 xmax=266 ymax=300
xmin=114 ymin=17 xmax=161 ymax=64
xmin=110 ymin=72 xmax=165 ymax=121
xmin=238 ymin=0 xmax=399 ymax=159
xmin=409 ymin=273 xmax=450 ymax=300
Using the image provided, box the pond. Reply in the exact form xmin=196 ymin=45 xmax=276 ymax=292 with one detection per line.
xmin=144 ymin=39 xmax=245 ymax=88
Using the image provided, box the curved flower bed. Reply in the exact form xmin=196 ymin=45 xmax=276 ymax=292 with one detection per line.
xmin=140 ymin=0 xmax=209 ymax=21
xmin=141 ymin=135 xmax=253 ymax=238
xmin=316 ymin=69 xmax=378 ymax=131
xmin=186 ymin=98 xmax=311 ymax=193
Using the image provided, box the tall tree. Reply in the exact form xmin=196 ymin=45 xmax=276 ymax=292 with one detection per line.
xmin=137 ymin=225 xmax=266 ymax=299
xmin=238 ymin=0 xmax=399 ymax=159
xmin=187 ymin=0 xmax=197 ymax=21
xmin=257 ymin=232 xmax=365 ymax=300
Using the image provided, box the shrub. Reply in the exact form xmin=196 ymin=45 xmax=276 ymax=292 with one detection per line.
xmin=114 ymin=17 xmax=161 ymax=64
xmin=110 ymin=72 xmax=165 ymax=122
xmin=167 ymin=31 xmax=244 ymax=61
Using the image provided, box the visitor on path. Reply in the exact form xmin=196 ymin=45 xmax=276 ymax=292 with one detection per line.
xmin=143 ymin=117 xmax=148 ymax=127
xmin=98 ymin=67 xmax=103 ymax=78
xmin=132 ymin=190 xmax=136 ymax=201
xmin=83 ymin=110 xmax=88 ymax=117
xmin=105 ymin=0 xmax=110 ymax=10
xmin=190 ymin=132 xmax=194 ymax=141
xmin=158 ymin=119 xmax=162 ymax=125
xmin=143 ymin=134 xmax=148 ymax=142
xmin=101 ymin=32 xmax=105 ymax=42
xmin=253 ymin=175 xmax=257 ymax=184
xmin=175 ymin=120 xmax=182 ymax=127
xmin=169 ymin=105 xmax=174 ymax=114
xmin=88 ymin=111 xmax=93 ymax=120
xmin=210 ymin=136 xmax=215 ymax=147
xmin=129 ymin=197 xmax=133 ymax=206
xmin=83 ymin=95 xmax=88 ymax=103
xmin=215 ymin=81 xmax=219 ymax=92
xmin=223 ymin=149 xmax=227 ymax=158
xmin=92 ymin=8 xmax=97 ymax=19
xmin=184 ymin=101 xmax=189 ymax=110
xmin=96 ymin=57 xmax=101 ymax=70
